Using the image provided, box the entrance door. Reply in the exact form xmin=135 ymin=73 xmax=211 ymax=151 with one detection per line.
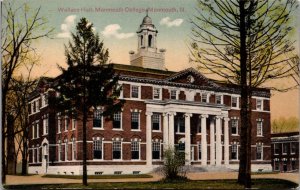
xmin=42 ymin=144 xmax=48 ymax=173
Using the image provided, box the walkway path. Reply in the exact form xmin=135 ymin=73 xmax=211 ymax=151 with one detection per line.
xmin=5 ymin=172 xmax=299 ymax=185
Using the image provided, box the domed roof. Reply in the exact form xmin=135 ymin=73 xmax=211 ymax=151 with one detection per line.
xmin=142 ymin=15 xmax=152 ymax=25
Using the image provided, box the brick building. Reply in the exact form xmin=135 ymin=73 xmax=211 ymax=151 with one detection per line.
xmin=271 ymin=132 xmax=299 ymax=172
xmin=28 ymin=14 xmax=272 ymax=175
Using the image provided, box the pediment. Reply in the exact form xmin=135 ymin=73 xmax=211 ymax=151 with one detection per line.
xmin=165 ymin=67 xmax=219 ymax=87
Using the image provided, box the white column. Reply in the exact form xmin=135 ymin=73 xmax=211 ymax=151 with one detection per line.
xmin=215 ymin=116 xmax=222 ymax=166
xmin=224 ymin=117 xmax=230 ymax=165
xmin=146 ymin=112 xmax=153 ymax=166
xmin=163 ymin=113 xmax=169 ymax=149
xmin=210 ymin=117 xmax=215 ymax=165
xmin=201 ymin=114 xmax=208 ymax=166
xmin=185 ymin=113 xmax=192 ymax=165
xmin=168 ymin=112 xmax=176 ymax=147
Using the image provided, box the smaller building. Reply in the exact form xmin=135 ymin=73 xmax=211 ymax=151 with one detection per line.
xmin=271 ymin=132 xmax=299 ymax=172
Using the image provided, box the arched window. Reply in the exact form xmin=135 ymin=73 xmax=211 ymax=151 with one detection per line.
xmin=93 ymin=137 xmax=103 ymax=159
xmin=148 ymin=35 xmax=152 ymax=47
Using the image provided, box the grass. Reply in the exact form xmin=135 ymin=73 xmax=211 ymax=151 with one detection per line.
xmin=251 ymin=171 xmax=280 ymax=175
xmin=4 ymin=179 xmax=298 ymax=190
xmin=42 ymin=174 xmax=153 ymax=179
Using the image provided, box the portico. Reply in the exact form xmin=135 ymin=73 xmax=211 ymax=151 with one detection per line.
xmin=145 ymin=100 xmax=230 ymax=167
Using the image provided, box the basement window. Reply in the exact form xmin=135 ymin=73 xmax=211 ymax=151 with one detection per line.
xmin=114 ymin=171 xmax=122 ymax=175
xmin=133 ymin=171 xmax=141 ymax=175
xmin=95 ymin=172 xmax=103 ymax=175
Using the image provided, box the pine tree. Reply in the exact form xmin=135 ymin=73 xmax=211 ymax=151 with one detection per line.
xmin=53 ymin=17 xmax=124 ymax=186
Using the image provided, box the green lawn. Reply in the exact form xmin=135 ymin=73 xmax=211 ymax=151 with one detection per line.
xmin=4 ymin=179 xmax=298 ymax=190
xmin=42 ymin=174 xmax=153 ymax=179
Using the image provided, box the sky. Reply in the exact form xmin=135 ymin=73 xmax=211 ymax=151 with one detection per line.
xmin=6 ymin=0 xmax=300 ymax=120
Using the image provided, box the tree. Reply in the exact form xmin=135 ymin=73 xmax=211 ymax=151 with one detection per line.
xmin=1 ymin=2 xmax=53 ymax=183
xmin=53 ymin=17 xmax=124 ymax=186
xmin=190 ymin=0 xmax=298 ymax=187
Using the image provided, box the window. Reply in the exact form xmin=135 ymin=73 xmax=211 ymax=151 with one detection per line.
xmin=274 ymin=143 xmax=280 ymax=155
xmin=231 ymin=144 xmax=238 ymax=160
xmin=170 ymin=90 xmax=177 ymax=100
xmin=291 ymin=143 xmax=297 ymax=154
xmin=72 ymin=139 xmax=76 ymax=160
xmin=32 ymin=123 xmax=35 ymax=139
xmin=131 ymin=141 xmax=140 ymax=160
xmin=256 ymin=145 xmax=263 ymax=160
xmin=57 ymin=116 xmax=62 ymax=133
xmin=113 ymin=141 xmax=122 ymax=159
xmin=291 ymin=160 xmax=296 ymax=170
xmin=152 ymin=142 xmax=160 ymax=159
xmin=256 ymin=99 xmax=263 ymax=110
xmin=93 ymin=139 xmax=102 ymax=159
xmin=153 ymin=88 xmax=161 ymax=99
xmin=232 ymin=97 xmax=238 ymax=108
xmin=231 ymin=119 xmax=238 ymax=135
xmin=37 ymin=146 xmax=40 ymax=162
xmin=257 ymin=121 xmax=263 ymax=136
xmin=65 ymin=140 xmax=68 ymax=161
xmin=58 ymin=143 xmax=62 ymax=161
xmin=282 ymin=143 xmax=288 ymax=154
xmin=201 ymin=93 xmax=207 ymax=103
xmin=152 ymin=113 xmax=160 ymax=131
xmin=41 ymin=94 xmax=48 ymax=107
xmin=32 ymin=147 xmax=35 ymax=163
xmin=43 ymin=117 xmax=48 ymax=135
xmin=113 ymin=112 xmax=121 ymax=129
xmin=148 ymin=35 xmax=152 ymax=47
xmin=131 ymin=85 xmax=139 ymax=98
xmin=216 ymin=95 xmax=222 ymax=104
xmin=175 ymin=117 xmax=185 ymax=133
xmin=93 ymin=109 xmax=102 ymax=128
xmin=64 ymin=117 xmax=69 ymax=131
xmin=131 ymin=112 xmax=139 ymax=130
xmin=274 ymin=159 xmax=280 ymax=171
xmin=36 ymin=122 xmax=39 ymax=138
xmin=198 ymin=144 xmax=201 ymax=160
xmin=72 ymin=118 xmax=77 ymax=130
xmin=32 ymin=102 xmax=36 ymax=113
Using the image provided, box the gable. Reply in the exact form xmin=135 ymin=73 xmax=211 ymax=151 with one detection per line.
xmin=165 ymin=68 xmax=219 ymax=88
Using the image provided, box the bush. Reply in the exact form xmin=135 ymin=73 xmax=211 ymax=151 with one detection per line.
xmin=160 ymin=147 xmax=188 ymax=181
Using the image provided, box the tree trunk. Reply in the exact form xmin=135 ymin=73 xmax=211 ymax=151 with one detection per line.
xmin=237 ymin=0 xmax=251 ymax=187
xmin=82 ymin=107 xmax=88 ymax=185
xmin=2 ymin=92 xmax=6 ymax=183
xmin=7 ymin=114 xmax=16 ymax=175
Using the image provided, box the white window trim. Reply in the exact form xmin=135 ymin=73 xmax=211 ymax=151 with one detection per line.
xmin=112 ymin=140 xmax=123 ymax=161
xmin=36 ymin=146 xmax=40 ymax=163
xmin=257 ymin=144 xmax=263 ymax=161
xmin=130 ymin=109 xmax=141 ymax=131
xmin=32 ymin=123 xmax=35 ymax=139
xmin=231 ymin=119 xmax=239 ymax=136
xmin=36 ymin=121 xmax=39 ymax=138
xmin=231 ymin=143 xmax=239 ymax=160
xmin=112 ymin=112 xmax=123 ymax=130
xmin=201 ymin=93 xmax=208 ymax=103
xmin=291 ymin=143 xmax=296 ymax=154
xmin=93 ymin=137 xmax=104 ymax=160
xmin=169 ymin=89 xmax=178 ymax=100
xmin=153 ymin=87 xmax=162 ymax=100
xmin=152 ymin=140 xmax=162 ymax=161
xmin=215 ymin=94 xmax=223 ymax=104
xmin=58 ymin=143 xmax=62 ymax=161
xmin=274 ymin=143 xmax=280 ymax=155
xmin=152 ymin=113 xmax=161 ymax=132
xmin=32 ymin=146 xmax=35 ymax=163
xmin=65 ymin=141 xmax=68 ymax=161
xmin=131 ymin=140 xmax=141 ymax=161
xmin=257 ymin=120 xmax=263 ymax=137
xmin=72 ymin=118 xmax=77 ymax=130
xmin=72 ymin=139 xmax=76 ymax=160
xmin=231 ymin=96 xmax=239 ymax=109
xmin=43 ymin=116 xmax=48 ymax=136
xmin=256 ymin=99 xmax=263 ymax=111
xmin=130 ymin=85 xmax=141 ymax=99
xmin=282 ymin=143 xmax=288 ymax=155
xmin=64 ymin=116 xmax=69 ymax=132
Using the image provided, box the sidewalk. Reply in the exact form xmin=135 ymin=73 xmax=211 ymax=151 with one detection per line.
xmin=5 ymin=172 xmax=299 ymax=185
